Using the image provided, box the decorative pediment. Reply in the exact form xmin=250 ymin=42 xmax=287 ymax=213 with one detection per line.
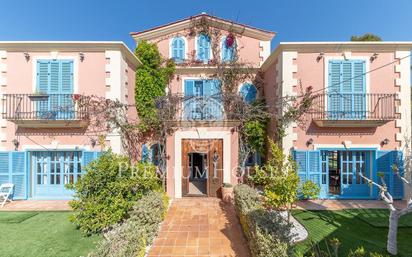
xmin=131 ymin=13 xmax=275 ymax=42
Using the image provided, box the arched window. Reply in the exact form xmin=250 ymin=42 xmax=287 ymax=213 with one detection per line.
xmin=171 ymin=37 xmax=185 ymax=62
xmin=197 ymin=33 xmax=211 ymax=63
xmin=240 ymin=83 xmax=257 ymax=104
xmin=221 ymin=36 xmax=236 ymax=62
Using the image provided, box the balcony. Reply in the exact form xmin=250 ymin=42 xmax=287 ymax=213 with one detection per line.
xmin=157 ymin=94 xmax=243 ymax=127
xmin=309 ymin=93 xmax=399 ymax=127
xmin=2 ymin=94 xmax=89 ymax=128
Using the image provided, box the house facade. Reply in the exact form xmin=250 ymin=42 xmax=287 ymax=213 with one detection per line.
xmin=0 ymin=14 xmax=411 ymax=201
xmin=261 ymin=42 xmax=412 ymax=199
xmin=0 ymin=42 xmax=139 ymax=199
xmin=131 ymin=14 xmax=275 ymax=198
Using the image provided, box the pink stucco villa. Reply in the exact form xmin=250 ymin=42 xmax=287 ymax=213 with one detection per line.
xmin=0 ymin=13 xmax=411 ymax=200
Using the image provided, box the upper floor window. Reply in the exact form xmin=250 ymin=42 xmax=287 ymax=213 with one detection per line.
xmin=240 ymin=83 xmax=257 ymax=104
xmin=37 ymin=59 xmax=74 ymax=94
xmin=221 ymin=36 xmax=236 ymax=62
xmin=36 ymin=59 xmax=75 ymax=119
xmin=183 ymin=79 xmax=223 ymax=120
xmin=197 ymin=33 xmax=211 ymax=63
xmin=328 ymin=60 xmax=366 ymax=119
xmin=171 ymin=37 xmax=185 ymax=62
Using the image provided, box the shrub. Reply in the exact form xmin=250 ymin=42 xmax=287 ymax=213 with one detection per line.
xmin=300 ymin=180 xmax=320 ymax=199
xmin=89 ymin=191 xmax=169 ymax=257
xmin=234 ymin=184 xmax=292 ymax=257
xmin=69 ymin=151 xmax=161 ymax=234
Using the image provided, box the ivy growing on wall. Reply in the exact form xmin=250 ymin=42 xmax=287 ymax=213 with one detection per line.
xmin=135 ymin=40 xmax=175 ymax=133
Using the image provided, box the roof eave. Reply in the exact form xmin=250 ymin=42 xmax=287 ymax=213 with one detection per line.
xmin=0 ymin=41 xmax=141 ymax=67
xmin=260 ymin=41 xmax=412 ymax=72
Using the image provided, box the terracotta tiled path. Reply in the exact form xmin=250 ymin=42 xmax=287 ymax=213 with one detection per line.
xmin=0 ymin=200 xmax=70 ymax=211
xmin=148 ymin=197 xmax=251 ymax=257
xmin=296 ymin=199 xmax=407 ymax=210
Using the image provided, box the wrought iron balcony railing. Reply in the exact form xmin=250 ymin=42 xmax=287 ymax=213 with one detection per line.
xmin=309 ymin=93 xmax=398 ymax=127
xmin=156 ymin=93 xmax=251 ymax=127
xmin=2 ymin=94 xmax=89 ymax=127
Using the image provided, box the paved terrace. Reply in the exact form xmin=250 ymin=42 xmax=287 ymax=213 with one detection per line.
xmin=148 ymin=197 xmax=250 ymax=257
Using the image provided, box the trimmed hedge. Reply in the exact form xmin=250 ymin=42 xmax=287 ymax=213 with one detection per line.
xmin=89 ymin=191 xmax=169 ymax=257
xmin=234 ymin=184 xmax=292 ymax=257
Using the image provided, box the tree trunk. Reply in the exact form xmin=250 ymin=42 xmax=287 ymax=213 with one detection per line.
xmin=387 ymin=210 xmax=399 ymax=255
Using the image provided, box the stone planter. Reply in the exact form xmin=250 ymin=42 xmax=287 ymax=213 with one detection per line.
xmin=222 ymin=184 xmax=233 ymax=203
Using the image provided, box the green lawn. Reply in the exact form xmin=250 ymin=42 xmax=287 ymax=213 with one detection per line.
xmin=293 ymin=209 xmax=412 ymax=256
xmin=0 ymin=212 xmax=100 ymax=257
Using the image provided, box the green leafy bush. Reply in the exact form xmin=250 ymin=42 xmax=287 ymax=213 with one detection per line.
xmin=89 ymin=191 xmax=169 ymax=257
xmin=234 ymin=184 xmax=292 ymax=257
xmin=69 ymin=151 xmax=161 ymax=234
xmin=300 ymin=180 xmax=320 ymax=200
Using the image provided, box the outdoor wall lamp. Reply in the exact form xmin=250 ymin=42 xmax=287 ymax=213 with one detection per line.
xmin=23 ymin=52 xmax=30 ymax=62
xmin=381 ymin=138 xmax=390 ymax=146
xmin=90 ymin=138 xmax=97 ymax=148
xmin=12 ymin=139 xmax=19 ymax=151
xmin=316 ymin=52 xmax=324 ymax=62
xmin=370 ymin=53 xmax=379 ymax=62
xmin=79 ymin=52 xmax=85 ymax=62
xmin=306 ymin=138 xmax=314 ymax=147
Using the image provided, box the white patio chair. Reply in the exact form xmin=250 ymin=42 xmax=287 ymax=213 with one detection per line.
xmin=0 ymin=183 xmax=14 ymax=207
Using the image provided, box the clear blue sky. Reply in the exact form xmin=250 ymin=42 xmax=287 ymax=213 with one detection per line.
xmin=1 ymin=0 xmax=411 ymax=50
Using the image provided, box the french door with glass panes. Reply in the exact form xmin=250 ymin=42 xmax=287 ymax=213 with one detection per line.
xmin=340 ymin=151 xmax=370 ymax=198
xmin=32 ymin=151 xmax=82 ymax=199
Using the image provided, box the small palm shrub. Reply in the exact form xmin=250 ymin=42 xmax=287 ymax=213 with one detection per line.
xmin=69 ymin=150 xmax=161 ymax=234
xmin=89 ymin=191 xmax=169 ymax=257
xmin=300 ymin=180 xmax=321 ymax=200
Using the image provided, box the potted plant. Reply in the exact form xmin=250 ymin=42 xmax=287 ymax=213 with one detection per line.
xmin=221 ymin=183 xmax=233 ymax=203
xmin=28 ymin=90 xmax=49 ymax=101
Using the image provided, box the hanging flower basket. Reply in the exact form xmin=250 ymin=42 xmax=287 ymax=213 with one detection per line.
xmin=72 ymin=94 xmax=81 ymax=101
xmin=225 ymin=33 xmax=235 ymax=48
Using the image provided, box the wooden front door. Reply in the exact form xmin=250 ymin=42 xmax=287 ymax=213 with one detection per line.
xmin=182 ymin=139 xmax=223 ymax=197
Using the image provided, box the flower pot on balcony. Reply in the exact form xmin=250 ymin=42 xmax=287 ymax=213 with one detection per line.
xmin=28 ymin=94 xmax=49 ymax=102
xmin=222 ymin=183 xmax=234 ymax=203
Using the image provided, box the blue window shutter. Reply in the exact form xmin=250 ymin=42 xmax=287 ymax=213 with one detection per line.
xmin=393 ymin=151 xmax=404 ymax=199
xmin=328 ymin=61 xmax=341 ymax=118
xmin=49 ymin=60 xmax=60 ymax=93
xmin=82 ymin=151 xmax=98 ymax=172
xmin=376 ymin=150 xmax=403 ymax=199
xmin=222 ymin=38 xmax=228 ymax=61
xmin=11 ymin=152 xmax=26 ymax=199
xmin=308 ymin=151 xmax=321 ymax=185
xmin=197 ymin=34 xmax=210 ymax=62
xmin=222 ymin=37 xmax=235 ymax=62
xmin=0 ymin=152 xmax=9 ymax=188
xmin=141 ymin=144 xmax=149 ymax=162
xmin=184 ymin=80 xmax=195 ymax=96
xmin=294 ymin=150 xmax=307 ymax=184
xmin=61 ymin=60 xmax=73 ymax=93
xmin=240 ymin=83 xmax=257 ymax=104
xmin=353 ymin=60 xmax=366 ymax=118
xmin=377 ymin=150 xmax=391 ymax=188
xmin=37 ymin=60 xmax=50 ymax=93
xmin=171 ymin=38 xmax=185 ymax=61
